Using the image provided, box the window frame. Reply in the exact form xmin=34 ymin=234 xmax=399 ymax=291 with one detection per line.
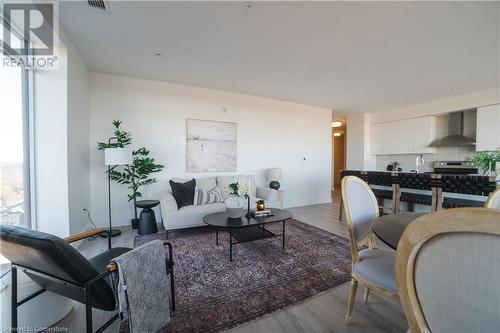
xmin=1 ymin=13 xmax=35 ymax=230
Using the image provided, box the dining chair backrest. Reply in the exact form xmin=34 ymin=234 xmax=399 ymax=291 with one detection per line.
xmin=341 ymin=176 xmax=379 ymax=262
xmin=485 ymin=188 xmax=500 ymax=209
xmin=396 ymin=208 xmax=500 ymax=333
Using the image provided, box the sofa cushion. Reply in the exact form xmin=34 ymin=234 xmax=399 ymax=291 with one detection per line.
xmin=163 ymin=203 xmax=226 ymax=229
xmin=216 ymin=175 xmax=238 ymax=199
xmin=195 ymin=177 xmax=217 ymax=191
xmin=194 ymin=187 xmax=224 ymax=205
xmin=169 ymin=179 xmax=196 ymax=208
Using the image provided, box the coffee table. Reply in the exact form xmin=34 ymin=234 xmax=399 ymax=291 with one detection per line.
xmin=203 ymin=208 xmax=293 ymax=261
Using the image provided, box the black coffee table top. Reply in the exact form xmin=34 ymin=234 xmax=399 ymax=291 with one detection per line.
xmin=135 ymin=200 xmax=160 ymax=209
xmin=372 ymin=212 xmax=426 ymax=249
xmin=203 ymin=208 xmax=293 ymax=228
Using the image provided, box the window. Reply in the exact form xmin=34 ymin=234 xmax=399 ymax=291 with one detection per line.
xmin=1 ymin=18 xmax=32 ymax=229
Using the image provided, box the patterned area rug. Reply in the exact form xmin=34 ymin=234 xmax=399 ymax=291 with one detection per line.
xmin=132 ymin=219 xmax=352 ymax=332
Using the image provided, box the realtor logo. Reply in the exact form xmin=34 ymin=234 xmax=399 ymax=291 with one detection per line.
xmin=1 ymin=1 xmax=59 ymax=68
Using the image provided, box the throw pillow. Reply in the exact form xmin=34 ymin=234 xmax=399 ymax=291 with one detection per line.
xmin=194 ymin=187 xmax=224 ymax=205
xmin=169 ymin=179 xmax=196 ymax=209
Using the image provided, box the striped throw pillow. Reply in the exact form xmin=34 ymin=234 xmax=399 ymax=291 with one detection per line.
xmin=194 ymin=187 xmax=224 ymax=205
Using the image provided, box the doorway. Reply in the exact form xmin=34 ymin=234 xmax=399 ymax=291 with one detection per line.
xmin=332 ymin=120 xmax=346 ymax=191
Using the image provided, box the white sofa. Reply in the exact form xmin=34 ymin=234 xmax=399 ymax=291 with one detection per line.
xmin=159 ymin=175 xmax=281 ymax=233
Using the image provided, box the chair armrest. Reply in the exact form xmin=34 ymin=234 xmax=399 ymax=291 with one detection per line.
xmin=106 ymin=240 xmax=173 ymax=272
xmin=64 ymin=228 xmax=108 ymax=243
xmin=256 ymin=186 xmax=279 ymax=202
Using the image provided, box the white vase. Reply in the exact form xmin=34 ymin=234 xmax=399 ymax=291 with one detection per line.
xmin=225 ymin=194 xmax=244 ymax=218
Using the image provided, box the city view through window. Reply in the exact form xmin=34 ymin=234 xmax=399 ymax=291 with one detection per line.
xmin=0 ymin=53 xmax=27 ymax=229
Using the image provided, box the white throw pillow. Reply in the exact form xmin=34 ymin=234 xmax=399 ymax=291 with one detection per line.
xmin=194 ymin=187 xmax=224 ymax=205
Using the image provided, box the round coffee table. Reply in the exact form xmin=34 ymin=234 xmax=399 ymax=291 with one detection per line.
xmin=203 ymin=208 xmax=293 ymax=261
xmin=372 ymin=212 xmax=425 ymax=249
xmin=136 ymin=200 xmax=160 ymax=235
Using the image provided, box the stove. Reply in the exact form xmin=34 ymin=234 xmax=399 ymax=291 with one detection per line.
xmin=432 ymin=161 xmax=478 ymax=175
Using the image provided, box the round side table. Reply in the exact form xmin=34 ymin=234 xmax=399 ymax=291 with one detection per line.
xmin=135 ymin=200 xmax=160 ymax=235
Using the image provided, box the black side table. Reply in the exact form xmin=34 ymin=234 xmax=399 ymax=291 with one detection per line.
xmin=136 ymin=200 xmax=160 ymax=235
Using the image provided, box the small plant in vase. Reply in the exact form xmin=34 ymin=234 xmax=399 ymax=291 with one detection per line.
xmin=225 ymin=182 xmax=251 ymax=219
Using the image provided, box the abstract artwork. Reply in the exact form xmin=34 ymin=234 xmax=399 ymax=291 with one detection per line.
xmin=186 ymin=119 xmax=237 ymax=172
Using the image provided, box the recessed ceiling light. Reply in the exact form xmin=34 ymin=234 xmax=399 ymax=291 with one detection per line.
xmin=331 ymin=121 xmax=343 ymax=128
xmin=333 ymin=132 xmax=342 ymax=137
xmin=452 ymin=87 xmax=459 ymax=91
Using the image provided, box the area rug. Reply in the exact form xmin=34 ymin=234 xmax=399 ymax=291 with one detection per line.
xmin=132 ymin=219 xmax=352 ymax=332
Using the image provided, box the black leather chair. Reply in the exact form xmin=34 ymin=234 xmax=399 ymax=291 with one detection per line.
xmin=0 ymin=225 xmax=175 ymax=333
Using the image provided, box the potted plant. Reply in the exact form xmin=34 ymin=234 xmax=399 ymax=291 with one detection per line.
xmin=466 ymin=149 xmax=500 ymax=175
xmin=109 ymin=148 xmax=164 ymax=228
xmin=97 ymin=120 xmax=132 ymax=149
xmin=97 ymin=120 xmax=164 ymax=228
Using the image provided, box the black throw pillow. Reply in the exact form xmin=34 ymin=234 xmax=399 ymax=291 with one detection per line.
xmin=169 ymin=179 xmax=196 ymax=209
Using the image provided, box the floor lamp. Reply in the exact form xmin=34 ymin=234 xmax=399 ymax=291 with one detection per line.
xmin=103 ymin=143 xmax=131 ymax=248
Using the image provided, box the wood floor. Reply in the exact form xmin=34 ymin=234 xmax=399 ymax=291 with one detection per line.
xmin=57 ymin=190 xmax=407 ymax=333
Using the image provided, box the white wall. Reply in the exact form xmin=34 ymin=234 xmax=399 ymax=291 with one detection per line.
xmin=33 ymin=29 xmax=90 ymax=237
xmin=64 ymin=32 xmax=91 ymax=235
xmin=346 ymin=113 xmax=375 ymax=170
xmin=89 ymin=73 xmax=332 ymax=227
xmin=34 ymin=48 xmax=70 ymax=237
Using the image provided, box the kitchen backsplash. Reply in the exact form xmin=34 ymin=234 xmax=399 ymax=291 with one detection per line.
xmin=375 ymin=146 xmax=476 ymax=172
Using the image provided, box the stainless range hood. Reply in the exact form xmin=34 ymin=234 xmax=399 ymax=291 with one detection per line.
xmin=428 ymin=111 xmax=476 ymax=147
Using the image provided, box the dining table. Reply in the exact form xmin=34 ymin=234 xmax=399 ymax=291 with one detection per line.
xmin=372 ymin=212 xmax=426 ymax=250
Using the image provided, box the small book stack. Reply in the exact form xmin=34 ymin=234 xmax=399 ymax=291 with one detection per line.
xmin=253 ymin=209 xmax=274 ymax=218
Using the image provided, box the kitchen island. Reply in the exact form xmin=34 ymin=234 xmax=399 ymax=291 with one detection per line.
xmin=339 ymin=170 xmax=498 ymax=215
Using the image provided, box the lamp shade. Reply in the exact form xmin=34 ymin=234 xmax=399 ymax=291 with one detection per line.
xmin=266 ymin=168 xmax=282 ymax=182
xmin=104 ymin=147 xmax=132 ymax=166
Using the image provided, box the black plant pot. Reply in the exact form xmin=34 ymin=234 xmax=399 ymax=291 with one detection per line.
xmin=131 ymin=218 xmax=139 ymax=229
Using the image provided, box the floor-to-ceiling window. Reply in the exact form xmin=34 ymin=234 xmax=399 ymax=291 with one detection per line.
xmin=0 ymin=57 xmax=30 ymax=228
xmin=0 ymin=16 xmax=32 ymax=271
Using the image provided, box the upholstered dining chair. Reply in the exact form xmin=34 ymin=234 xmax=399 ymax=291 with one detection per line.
xmin=341 ymin=176 xmax=399 ymax=325
xmin=396 ymin=208 xmax=500 ymax=333
xmin=485 ymin=188 xmax=500 ymax=209
xmin=0 ymin=225 xmax=175 ymax=333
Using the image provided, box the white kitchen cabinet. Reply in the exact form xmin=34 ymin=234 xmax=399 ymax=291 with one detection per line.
xmin=370 ymin=116 xmax=437 ymax=155
xmin=476 ymin=104 xmax=500 ymax=151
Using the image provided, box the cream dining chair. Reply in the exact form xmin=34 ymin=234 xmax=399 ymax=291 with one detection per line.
xmin=341 ymin=175 xmax=399 ymax=325
xmin=396 ymin=208 xmax=500 ymax=333
xmin=485 ymin=188 xmax=500 ymax=209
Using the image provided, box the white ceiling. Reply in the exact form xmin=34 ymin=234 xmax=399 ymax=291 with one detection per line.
xmin=60 ymin=1 xmax=500 ymax=113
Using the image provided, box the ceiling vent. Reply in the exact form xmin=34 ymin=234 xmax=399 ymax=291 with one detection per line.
xmin=88 ymin=0 xmax=110 ymax=12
